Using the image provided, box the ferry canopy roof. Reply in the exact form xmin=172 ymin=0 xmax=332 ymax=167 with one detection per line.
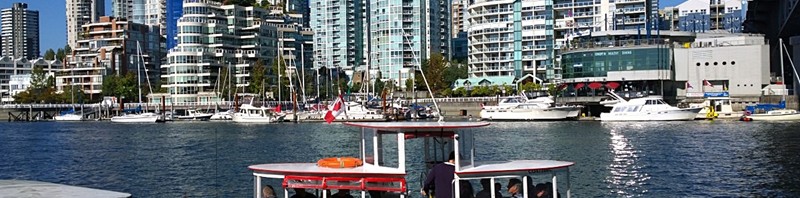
xmin=344 ymin=122 xmax=489 ymax=131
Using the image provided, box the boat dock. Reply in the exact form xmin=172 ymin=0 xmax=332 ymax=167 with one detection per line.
xmin=0 ymin=180 xmax=131 ymax=198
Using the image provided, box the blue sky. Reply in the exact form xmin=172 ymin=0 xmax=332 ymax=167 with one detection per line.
xmin=2 ymin=0 xmax=686 ymax=57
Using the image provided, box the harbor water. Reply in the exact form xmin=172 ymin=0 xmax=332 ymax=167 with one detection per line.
xmin=1 ymin=121 xmax=799 ymax=197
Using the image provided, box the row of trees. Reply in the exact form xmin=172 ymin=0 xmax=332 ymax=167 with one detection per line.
xmin=42 ymin=45 xmax=71 ymax=61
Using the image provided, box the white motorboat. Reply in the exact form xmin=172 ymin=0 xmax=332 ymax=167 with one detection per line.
xmin=746 ymin=109 xmax=800 ymax=121
xmin=54 ymin=113 xmax=84 ymax=121
xmin=599 ymin=96 xmax=702 ymax=121
xmin=232 ymin=104 xmax=285 ymax=123
xmin=210 ymin=109 xmax=233 ymax=120
xmin=176 ymin=110 xmax=213 ymax=121
xmin=54 ymin=108 xmax=85 ymax=121
xmin=689 ymin=97 xmax=741 ymax=119
xmin=333 ymin=102 xmax=386 ymax=122
xmin=480 ymin=94 xmax=578 ymax=120
xmin=111 ymin=112 xmax=162 ymax=123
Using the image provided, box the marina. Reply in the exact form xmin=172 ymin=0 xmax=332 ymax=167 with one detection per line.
xmin=2 ymin=121 xmax=800 ymax=197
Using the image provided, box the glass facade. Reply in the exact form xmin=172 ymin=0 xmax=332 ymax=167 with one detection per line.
xmin=166 ymin=0 xmax=183 ymax=50
xmin=561 ymin=47 xmax=670 ymax=78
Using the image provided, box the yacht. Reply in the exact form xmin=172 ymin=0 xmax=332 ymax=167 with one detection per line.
xmin=176 ymin=110 xmax=213 ymax=121
xmin=333 ymin=102 xmax=386 ymax=122
xmin=480 ymin=93 xmax=580 ymax=120
xmin=110 ymin=112 xmax=162 ymax=123
xmin=599 ymin=97 xmax=702 ymax=121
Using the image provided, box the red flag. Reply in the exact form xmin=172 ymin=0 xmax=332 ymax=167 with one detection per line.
xmin=324 ymin=95 xmax=344 ymax=123
xmin=274 ymin=104 xmax=281 ymax=113
xmin=686 ymin=82 xmax=694 ymax=89
xmin=703 ymin=80 xmax=713 ymax=87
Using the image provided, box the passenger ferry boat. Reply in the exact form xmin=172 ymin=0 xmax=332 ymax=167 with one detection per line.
xmin=599 ymin=96 xmax=702 ymax=121
xmin=480 ymin=93 xmax=581 ymax=120
xmin=249 ymin=122 xmax=574 ymax=198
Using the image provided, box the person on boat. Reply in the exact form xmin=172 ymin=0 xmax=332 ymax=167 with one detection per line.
xmin=459 ymin=180 xmax=474 ymax=198
xmin=332 ymin=189 xmax=354 ymax=198
xmin=533 ymin=182 xmax=559 ymax=198
xmin=291 ymin=188 xmax=318 ymax=198
xmin=262 ymin=185 xmax=276 ymax=198
xmin=506 ymin=179 xmax=524 ymax=198
xmin=422 ymin=151 xmax=456 ymax=198
xmin=475 ymin=179 xmax=503 ymax=198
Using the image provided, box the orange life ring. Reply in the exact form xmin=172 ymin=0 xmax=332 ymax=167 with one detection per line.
xmin=317 ymin=157 xmax=363 ymax=168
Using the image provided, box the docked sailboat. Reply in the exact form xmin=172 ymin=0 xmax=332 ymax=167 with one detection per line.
xmin=111 ymin=41 xmax=162 ymax=123
xmin=743 ymin=38 xmax=800 ymax=121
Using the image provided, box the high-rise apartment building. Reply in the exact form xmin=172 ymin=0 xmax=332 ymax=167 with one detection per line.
xmin=161 ymin=0 xmax=279 ymax=103
xmin=671 ymin=0 xmax=745 ymax=33
xmin=464 ymin=0 xmax=659 ymax=84
xmin=66 ymin=0 xmax=105 ymax=48
xmin=310 ymin=0 xmax=366 ymax=75
xmin=452 ymin=0 xmax=468 ymax=38
xmin=61 ymin=16 xmax=161 ymax=98
xmin=368 ymin=0 xmax=451 ymax=87
xmin=113 ymin=0 xmax=169 ymax=36
xmin=1 ymin=3 xmax=39 ymax=60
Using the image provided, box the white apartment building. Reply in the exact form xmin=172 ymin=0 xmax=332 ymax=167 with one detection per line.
xmin=66 ymin=0 xmax=105 ymax=48
xmin=161 ymin=0 xmax=279 ymax=103
xmin=0 ymin=57 xmax=61 ymax=103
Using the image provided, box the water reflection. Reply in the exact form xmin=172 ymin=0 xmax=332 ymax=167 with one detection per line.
xmin=602 ymin=122 xmax=649 ymax=197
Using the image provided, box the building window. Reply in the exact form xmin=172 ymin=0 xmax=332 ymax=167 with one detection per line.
xmin=731 ymin=61 xmax=736 ymax=65
xmin=722 ymin=61 xmax=727 ymax=65
xmin=714 ymin=62 xmax=718 ymax=66
xmin=705 ymin=62 xmax=709 ymax=66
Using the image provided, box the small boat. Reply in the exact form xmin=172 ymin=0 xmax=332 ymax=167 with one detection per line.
xmin=54 ymin=108 xmax=84 ymax=121
xmin=210 ymin=109 xmax=233 ymax=120
xmin=689 ymin=97 xmax=741 ymax=119
xmin=176 ymin=110 xmax=213 ymax=121
xmin=110 ymin=112 xmax=162 ymax=123
xmin=232 ymin=104 xmax=285 ymax=123
xmin=745 ymin=109 xmax=800 ymax=121
xmin=599 ymin=96 xmax=702 ymax=121
xmin=249 ymin=122 xmax=575 ymax=198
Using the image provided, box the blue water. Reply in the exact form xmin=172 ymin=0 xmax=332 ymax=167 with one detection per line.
xmin=1 ymin=121 xmax=799 ymax=197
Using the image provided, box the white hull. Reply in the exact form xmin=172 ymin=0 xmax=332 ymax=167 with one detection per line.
xmin=695 ymin=111 xmax=743 ymax=119
xmin=480 ymin=107 xmax=572 ymax=120
xmin=177 ymin=114 xmax=213 ymax=120
xmin=210 ymin=112 xmax=232 ymax=120
xmin=111 ymin=113 xmax=161 ymax=123
xmin=747 ymin=113 xmax=800 ymax=121
xmin=232 ymin=114 xmax=285 ymax=123
xmin=54 ymin=114 xmax=84 ymax=121
xmin=599 ymin=108 xmax=702 ymax=121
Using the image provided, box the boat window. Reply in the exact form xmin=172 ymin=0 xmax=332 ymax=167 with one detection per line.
xmin=627 ymin=106 xmax=640 ymax=112
xmin=613 ymin=106 xmax=627 ymax=112
xmin=645 ymin=100 xmax=653 ymax=105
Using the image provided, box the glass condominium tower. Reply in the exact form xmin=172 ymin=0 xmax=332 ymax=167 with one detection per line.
xmin=310 ymin=0 xmax=365 ymax=75
xmin=369 ymin=0 xmax=451 ymax=87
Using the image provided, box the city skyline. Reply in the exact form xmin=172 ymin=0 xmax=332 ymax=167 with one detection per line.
xmin=0 ymin=0 xmax=688 ymax=58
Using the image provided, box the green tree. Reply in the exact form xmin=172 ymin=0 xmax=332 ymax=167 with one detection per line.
xmin=416 ymin=53 xmax=448 ymax=92
xmin=248 ymin=59 xmax=266 ymax=94
xmin=56 ymin=48 xmax=65 ymax=61
xmin=13 ymin=66 xmax=58 ymax=103
xmin=454 ymin=87 xmax=467 ymax=97
xmin=441 ymin=88 xmax=452 ymax=97
xmin=519 ymin=82 xmax=542 ymax=93
xmin=502 ymin=84 xmax=514 ymax=96
xmin=546 ymin=84 xmax=560 ymax=97
xmin=44 ymin=49 xmax=56 ymax=60
xmin=405 ymin=78 xmax=414 ymax=93
xmin=443 ymin=61 xmax=468 ymax=89
xmin=102 ymin=74 xmax=138 ymax=102
xmin=64 ymin=45 xmax=71 ymax=55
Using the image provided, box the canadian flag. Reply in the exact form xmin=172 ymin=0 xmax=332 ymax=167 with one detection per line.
xmin=703 ymin=80 xmax=713 ymax=87
xmin=324 ymin=95 xmax=345 ymax=123
xmin=685 ymin=82 xmax=694 ymax=89
xmin=274 ymin=104 xmax=281 ymax=113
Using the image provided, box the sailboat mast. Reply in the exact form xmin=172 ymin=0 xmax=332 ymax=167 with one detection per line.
xmin=781 ymin=38 xmax=786 ymax=102
xmin=137 ymin=44 xmax=142 ymax=104
xmin=301 ymin=44 xmax=307 ymax=103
